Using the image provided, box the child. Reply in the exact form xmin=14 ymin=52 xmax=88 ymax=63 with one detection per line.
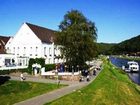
xmin=20 ymin=73 xmax=26 ymax=81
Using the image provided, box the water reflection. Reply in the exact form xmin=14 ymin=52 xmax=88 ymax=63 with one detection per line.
xmin=128 ymin=73 xmax=140 ymax=84
xmin=109 ymin=56 xmax=140 ymax=85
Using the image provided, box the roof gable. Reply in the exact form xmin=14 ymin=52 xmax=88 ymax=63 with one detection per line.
xmin=0 ymin=36 xmax=10 ymax=44
xmin=0 ymin=35 xmax=10 ymax=54
xmin=26 ymin=23 xmax=56 ymax=43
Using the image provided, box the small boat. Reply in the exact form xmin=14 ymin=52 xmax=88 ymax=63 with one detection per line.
xmin=122 ymin=61 xmax=139 ymax=72
xmin=127 ymin=61 xmax=139 ymax=72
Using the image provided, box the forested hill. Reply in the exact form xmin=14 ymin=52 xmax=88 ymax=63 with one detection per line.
xmin=111 ymin=35 xmax=140 ymax=55
xmin=97 ymin=43 xmax=116 ymax=55
xmin=97 ymin=35 xmax=140 ymax=55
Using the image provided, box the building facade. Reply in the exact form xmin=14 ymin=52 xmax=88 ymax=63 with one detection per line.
xmin=5 ymin=22 xmax=63 ymax=66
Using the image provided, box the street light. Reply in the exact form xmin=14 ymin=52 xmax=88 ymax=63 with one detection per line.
xmin=65 ymin=65 xmax=67 ymax=72
xmin=72 ymin=66 xmax=74 ymax=74
xmin=55 ymin=65 xmax=59 ymax=86
xmin=77 ymin=65 xmax=79 ymax=72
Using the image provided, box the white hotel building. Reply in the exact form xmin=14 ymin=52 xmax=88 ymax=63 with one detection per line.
xmin=3 ymin=22 xmax=63 ymax=67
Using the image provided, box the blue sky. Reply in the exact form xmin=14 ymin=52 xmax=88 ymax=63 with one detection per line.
xmin=0 ymin=0 xmax=140 ymax=43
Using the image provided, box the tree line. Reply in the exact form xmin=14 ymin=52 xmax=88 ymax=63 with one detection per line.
xmin=97 ymin=35 xmax=140 ymax=55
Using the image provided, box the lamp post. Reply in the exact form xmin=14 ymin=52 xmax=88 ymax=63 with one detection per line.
xmin=55 ymin=64 xmax=59 ymax=86
xmin=77 ymin=65 xmax=79 ymax=72
xmin=65 ymin=65 xmax=67 ymax=72
xmin=72 ymin=66 xmax=74 ymax=74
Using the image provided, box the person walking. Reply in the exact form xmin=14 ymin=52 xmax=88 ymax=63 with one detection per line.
xmin=20 ymin=73 xmax=26 ymax=81
xmin=86 ymin=75 xmax=90 ymax=82
xmin=93 ymin=69 xmax=96 ymax=76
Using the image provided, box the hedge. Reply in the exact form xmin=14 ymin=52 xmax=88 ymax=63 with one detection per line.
xmin=0 ymin=68 xmax=28 ymax=75
xmin=28 ymin=58 xmax=45 ymax=74
xmin=45 ymin=64 xmax=56 ymax=71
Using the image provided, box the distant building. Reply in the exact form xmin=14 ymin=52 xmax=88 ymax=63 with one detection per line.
xmin=3 ymin=22 xmax=63 ymax=67
xmin=0 ymin=36 xmax=12 ymax=67
xmin=0 ymin=36 xmax=10 ymax=54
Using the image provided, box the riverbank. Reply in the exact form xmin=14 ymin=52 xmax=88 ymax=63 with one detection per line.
xmin=113 ymin=55 xmax=140 ymax=61
xmin=46 ymin=57 xmax=140 ymax=105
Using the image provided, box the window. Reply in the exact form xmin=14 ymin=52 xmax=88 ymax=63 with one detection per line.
xmin=44 ymin=47 xmax=46 ymax=55
xmin=49 ymin=58 xmax=51 ymax=63
xmin=30 ymin=47 xmax=32 ymax=56
xmin=35 ymin=47 xmax=38 ymax=56
xmin=6 ymin=47 xmax=9 ymax=52
xmin=54 ymin=48 xmax=56 ymax=56
xmin=23 ymin=47 xmax=26 ymax=55
xmin=13 ymin=47 xmax=15 ymax=55
xmin=17 ymin=47 xmax=19 ymax=55
xmin=36 ymin=47 xmax=38 ymax=52
xmin=13 ymin=47 xmax=15 ymax=52
xmin=49 ymin=47 xmax=51 ymax=56
xmin=36 ymin=47 xmax=38 ymax=56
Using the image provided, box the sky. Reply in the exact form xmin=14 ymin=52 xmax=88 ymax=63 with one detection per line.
xmin=0 ymin=0 xmax=140 ymax=43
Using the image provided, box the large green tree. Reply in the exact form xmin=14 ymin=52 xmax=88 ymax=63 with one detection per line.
xmin=56 ymin=10 xmax=97 ymax=67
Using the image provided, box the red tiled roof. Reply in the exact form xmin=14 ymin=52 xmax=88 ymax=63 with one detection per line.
xmin=26 ymin=23 xmax=56 ymax=43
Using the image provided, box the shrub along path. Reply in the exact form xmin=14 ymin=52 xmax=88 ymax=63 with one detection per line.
xmin=11 ymin=67 xmax=102 ymax=105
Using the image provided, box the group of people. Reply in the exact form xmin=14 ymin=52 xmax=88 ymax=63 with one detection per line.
xmin=79 ymin=66 xmax=101 ymax=82
xmin=79 ymin=69 xmax=91 ymax=82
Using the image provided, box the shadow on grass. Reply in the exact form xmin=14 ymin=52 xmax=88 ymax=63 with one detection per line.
xmin=0 ymin=76 xmax=11 ymax=85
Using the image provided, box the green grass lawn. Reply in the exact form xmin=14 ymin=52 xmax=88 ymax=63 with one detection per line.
xmin=0 ymin=80 xmax=64 ymax=105
xmin=45 ymin=58 xmax=140 ymax=105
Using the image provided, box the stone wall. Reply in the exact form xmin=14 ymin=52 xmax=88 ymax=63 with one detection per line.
xmin=42 ymin=75 xmax=80 ymax=81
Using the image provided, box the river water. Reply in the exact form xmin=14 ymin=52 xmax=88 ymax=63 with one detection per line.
xmin=109 ymin=56 xmax=140 ymax=85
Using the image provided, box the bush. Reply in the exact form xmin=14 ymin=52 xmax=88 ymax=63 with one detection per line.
xmin=0 ymin=68 xmax=28 ymax=75
xmin=28 ymin=58 xmax=36 ymax=68
xmin=45 ymin=64 xmax=56 ymax=71
xmin=28 ymin=58 xmax=45 ymax=74
xmin=35 ymin=58 xmax=45 ymax=67
xmin=0 ymin=70 xmax=10 ymax=75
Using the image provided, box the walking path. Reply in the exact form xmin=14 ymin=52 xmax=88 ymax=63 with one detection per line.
xmin=13 ymin=69 xmax=102 ymax=105
xmin=12 ymin=60 xmax=103 ymax=105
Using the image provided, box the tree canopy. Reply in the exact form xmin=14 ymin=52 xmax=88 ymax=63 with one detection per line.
xmin=56 ymin=10 xmax=97 ymax=67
